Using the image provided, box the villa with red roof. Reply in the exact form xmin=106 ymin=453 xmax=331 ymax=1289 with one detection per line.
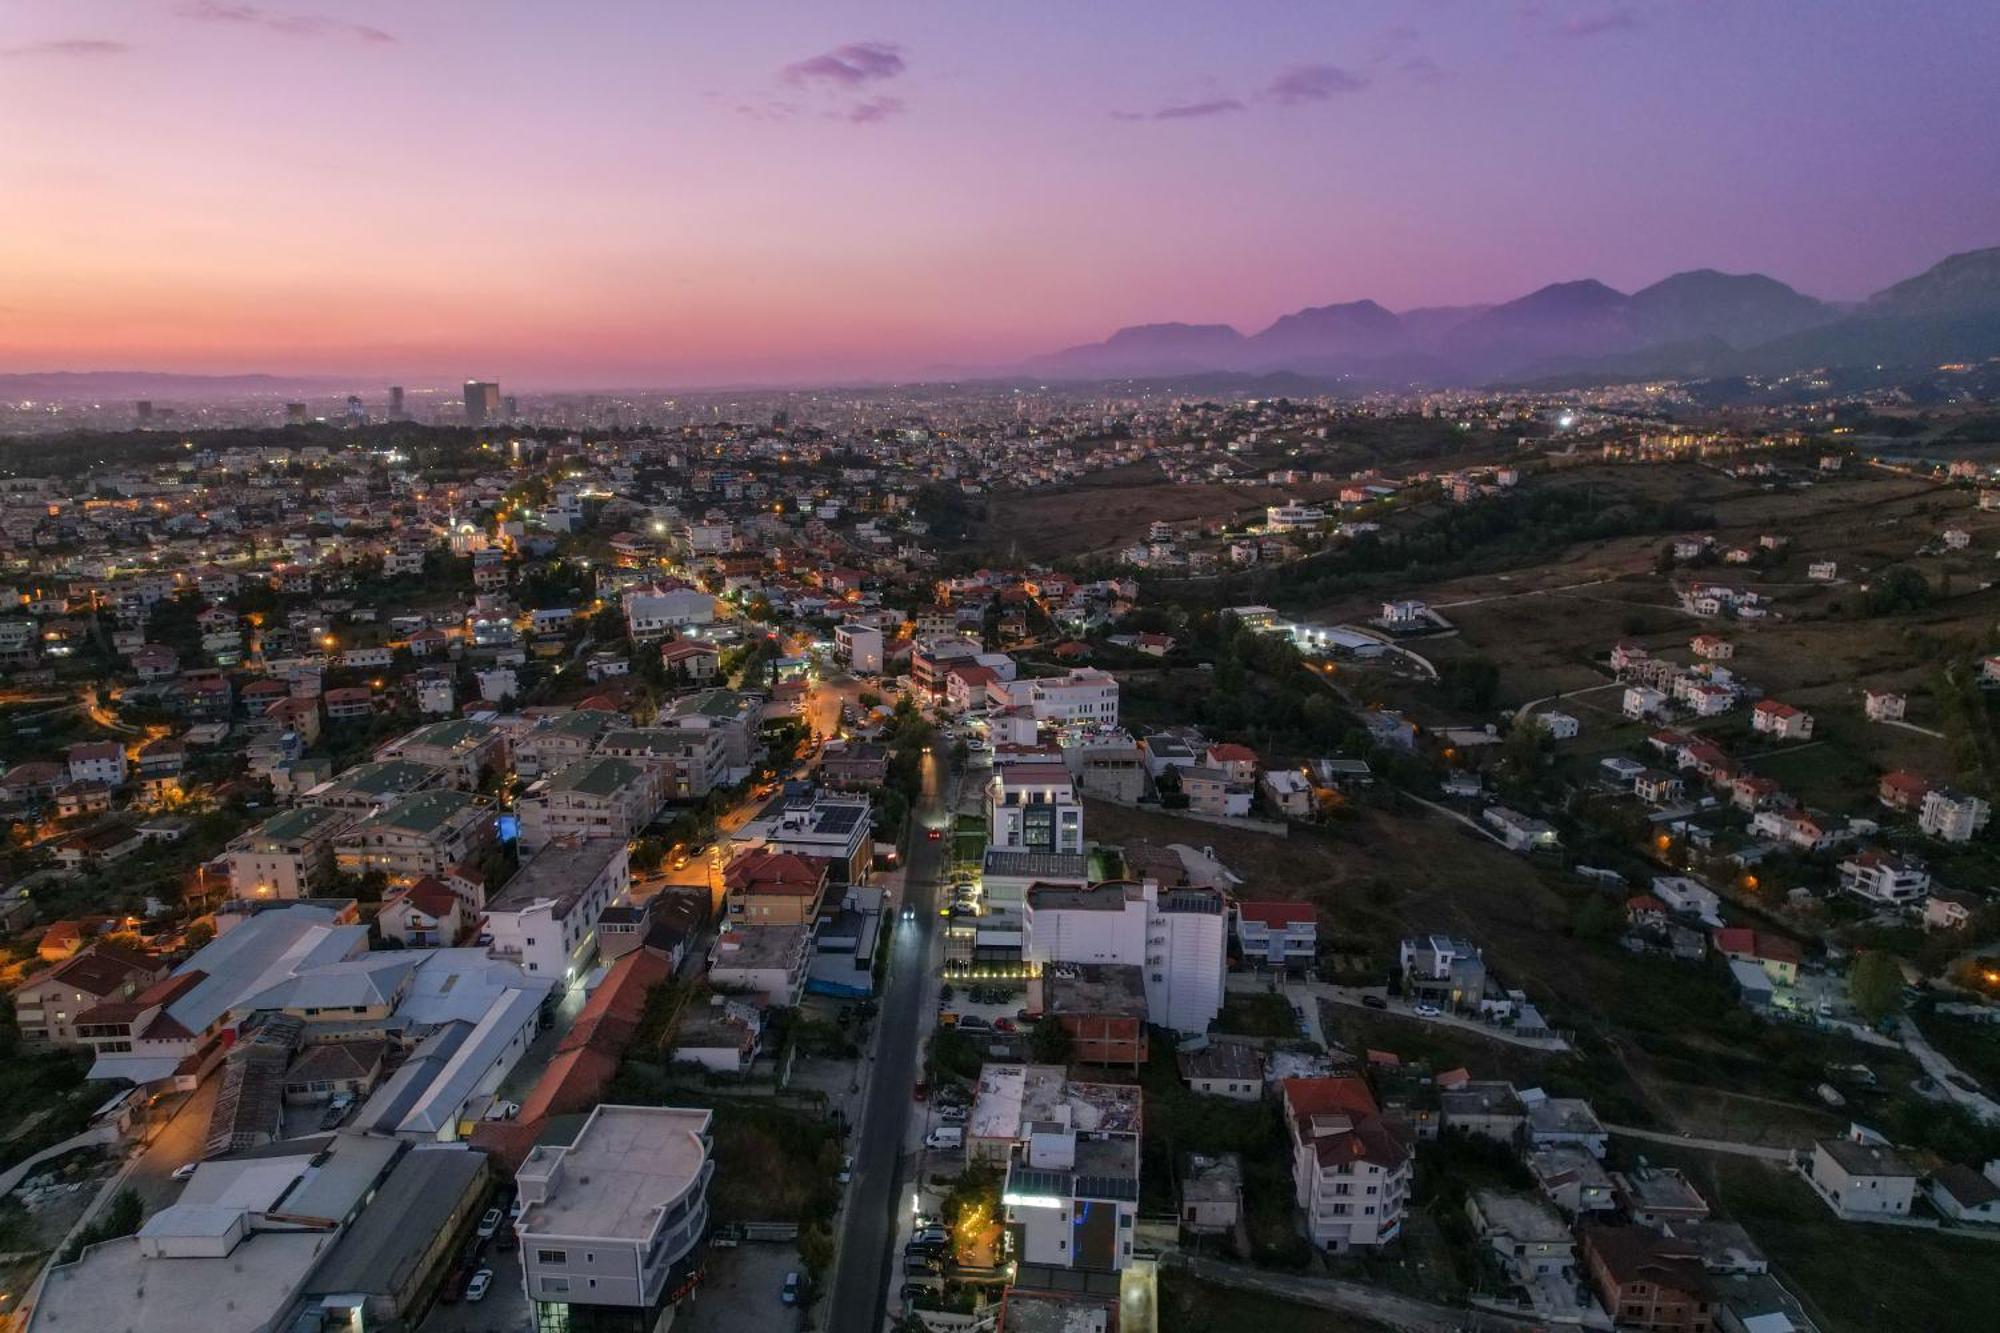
xmin=1235 ymin=901 xmax=1317 ymax=969
xmin=722 ymin=850 xmax=832 ymax=927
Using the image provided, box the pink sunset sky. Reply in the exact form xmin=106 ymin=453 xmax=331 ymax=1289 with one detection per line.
xmin=2 ymin=0 xmax=1997 ymax=388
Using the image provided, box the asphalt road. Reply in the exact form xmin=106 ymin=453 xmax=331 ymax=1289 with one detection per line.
xmin=825 ymin=745 xmax=949 ymax=1333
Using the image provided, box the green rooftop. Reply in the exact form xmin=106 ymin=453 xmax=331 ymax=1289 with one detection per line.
xmin=401 ymin=719 xmax=497 ymax=751
xmin=669 ymin=690 xmax=753 ymax=720
xmin=253 ymin=804 xmax=351 ymax=843
xmin=328 ymin=758 xmax=442 ymax=796
xmin=547 ymin=756 xmax=646 ymax=798
xmin=370 ymin=788 xmax=481 ymax=835
xmin=542 ymin=709 xmax=623 ymax=737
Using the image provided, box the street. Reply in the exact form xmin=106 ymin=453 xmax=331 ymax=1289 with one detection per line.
xmin=825 ymin=743 xmax=950 ymax=1333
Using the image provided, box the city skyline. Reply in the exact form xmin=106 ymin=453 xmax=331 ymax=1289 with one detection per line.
xmin=4 ymin=0 xmax=1997 ymax=388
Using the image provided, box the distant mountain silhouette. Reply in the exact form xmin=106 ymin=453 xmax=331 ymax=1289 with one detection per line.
xmin=1026 ymin=246 xmax=1999 ymax=385
xmin=0 ymin=370 xmax=343 ymax=399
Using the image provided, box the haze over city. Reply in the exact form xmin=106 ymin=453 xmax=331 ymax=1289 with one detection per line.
xmin=4 ymin=0 xmax=1998 ymax=388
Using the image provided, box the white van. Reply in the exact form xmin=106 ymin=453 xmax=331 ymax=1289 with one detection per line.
xmin=924 ymin=1126 xmax=964 ymax=1151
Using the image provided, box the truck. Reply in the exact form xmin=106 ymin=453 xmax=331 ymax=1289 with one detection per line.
xmin=924 ymin=1126 xmax=964 ymax=1151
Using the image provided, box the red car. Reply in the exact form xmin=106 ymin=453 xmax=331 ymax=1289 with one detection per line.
xmin=993 ymin=1018 xmax=1016 ymax=1034
xmin=913 ymin=1081 xmax=930 ymax=1102
xmin=926 ymin=828 xmax=943 ymax=841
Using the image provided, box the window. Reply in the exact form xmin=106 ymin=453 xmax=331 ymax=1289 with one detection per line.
xmin=537 ymin=1249 xmax=568 ymax=1264
xmin=543 ymin=1277 xmax=570 ymax=1294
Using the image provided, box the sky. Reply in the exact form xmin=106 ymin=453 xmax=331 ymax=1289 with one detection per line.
xmin=2 ymin=0 xmax=1997 ymax=389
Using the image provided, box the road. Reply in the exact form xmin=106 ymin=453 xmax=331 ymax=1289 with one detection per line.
xmin=1173 ymin=1254 xmax=1543 ymax=1333
xmin=1895 ymin=1016 xmax=2000 ymax=1126
xmin=1604 ymin=1124 xmax=1799 ymax=1162
xmin=825 ymin=744 xmax=950 ymax=1333
xmin=1257 ymin=976 xmax=1572 ymax=1053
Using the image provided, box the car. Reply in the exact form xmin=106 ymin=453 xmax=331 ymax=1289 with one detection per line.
xmin=912 ymin=1226 xmax=950 ymax=1245
xmin=937 ymin=1104 xmax=968 ymax=1123
xmin=956 ymin=1015 xmax=990 ymax=1031
xmin=483 ymin=1099 xmax=521 ymax=1121
xmin=901 ymin=1282 xmax=939 ymax=1301
xmin=781 ymin=1272 xmax=803 ymax=1306
xmin=1412 ymin=1002 xmax=1443 ymax=1017
xmin=464 ymin=1269 xmax=493 ymax=1303
xmin=927 ymin=828 xmax=943 ymax=841
xmin=837 ymin=1154 xmax=854 ymax=1184
xmin=170 ymin=1162 xmax=198 ymax=1182
xmin=477 ymin=1207 xmax=503 ymax=1239
xmin=992 ymin=1017 xmax=1016 ymax=1033
xmin=1361 ymin=994 xmax=1388 ymax=1010
xmin=509 ymin=1196 xmax=527 ymax=1221
xmin=912 ymin=1081 xmax=930 ymax=1102
xmin=902 ymin=905 xmax=916 ymax=921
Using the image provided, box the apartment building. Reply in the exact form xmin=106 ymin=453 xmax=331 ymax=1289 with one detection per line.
xmin=985 ymin=762 xmax=1085 ymax=858
xmin=1282 ymin=1075 xmax=1411 ymax=1252
xmin=1234 ymin=901 xmax=1317 ymax=970
xmin=1022 ymin=879 xmax=1226 ymax=1036
xmin=973 ymin=1064 xmax=1142 ymax=1272
xmin=1027 ymin=667 xmax=1119 ymax=727
xmin=10 ymin=943 xmax=164 ymax=1049
xmin=595 ymin=727 xmax=731 ymax=801
xmin=484 ymin=836 xmax=627 ymax=987
xmin=734 ymin=789 xmax=873 ymax=886
xmin=334 ymin=789 xmax=495 ymax=882
xmin=516 ymin=1105 xmax=715 ymax=1326
xmin=376 ymin=718 xmax=507 ymax=790
xmin=224 ymin=804 xmax=358 ymax=899
xmin=517 ymin=756 xmax=661 ymax=852
xmin=722 ymin=850 xmax=831 ymax=927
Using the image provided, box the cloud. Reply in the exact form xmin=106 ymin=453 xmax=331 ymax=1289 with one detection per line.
xmin=1149 ymin=98 xmax=1247 ymax=121
xmin=782 ymin=41 xmax=905 ymax=88
xmin=1266 ymin=64 xmax=1368 ymax=105
xmin=1561 ymin=8 xmax=1641 ymax=38
xmin=2 ymin=38 xmax=131 ymax=58
xmin=178 ymin=3 xmax=394 ymax=44
xmin=1401 ymin=55 xmax=1446 ymax=82
xmin=843 ymin=96 xmax=905 ymax=124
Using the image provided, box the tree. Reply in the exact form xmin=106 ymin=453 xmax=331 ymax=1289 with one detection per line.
xmin=1028 ymin=1016 xmax=1074 ymax=1065
xmin=630 ymin=837 xmax=666 ymax=877
xmin=797 ymin=1220 xmax=835 ymax=1276
xmin=1849 ymin=952 xmax=1906 ymax=1024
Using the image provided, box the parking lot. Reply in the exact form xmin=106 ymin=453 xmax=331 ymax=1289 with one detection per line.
xmin=676 ymin=1242 xmax=805 ymax=1333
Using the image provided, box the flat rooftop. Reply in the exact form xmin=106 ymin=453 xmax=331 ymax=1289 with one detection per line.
xmin=970 ymin=1064 xmax=1142 ymax=1142
xmin=521 ymin=1105 xmax=713 ymax=1241
xmin=489 ymin=836 xmax=624 ymax=914
xmin=1044 ymin=963 xmax=1146 ymax=1017
xmin=1471 ymin=1188 xmax=1572 ymax=1243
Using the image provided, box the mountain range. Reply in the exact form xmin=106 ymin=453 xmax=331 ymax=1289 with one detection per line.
xmin=1028 ymin=246 xmax=2000 ymax=386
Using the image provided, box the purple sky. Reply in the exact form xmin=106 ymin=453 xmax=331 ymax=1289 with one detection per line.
xmin=2 ymin=0 xmax=1996 ymax=387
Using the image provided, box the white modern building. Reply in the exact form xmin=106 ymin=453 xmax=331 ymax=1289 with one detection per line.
xmin=1920 ymin=788 xmax=1991 ymax=844
xmin=1023 ymin=880 xmax=1225 ymax=1035
xmin=622 ymin=587 xmax=718 ymax=639
xmin=1025 ymin=667 xmax=1119 ymax=728
xmin=985 ymin=762 xmax=1085 ymax=858
xmin=516 ymin=1105 xmax=715 ymax=1325
xmin=834 ymin=622 xmax=884 ymax=674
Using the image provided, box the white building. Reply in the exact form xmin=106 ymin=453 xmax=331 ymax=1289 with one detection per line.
xmin=1808 ymin=1132 xmax=1918 ymax=1220
xmin=483 ymin=836 xmax=626 ymax=987
xmin=1265 ymin=503 xmax=1327 ymax=531
xmin=834 ymin=622 xmax=884 ymax=675
xmin=1623 ymin=686 xmax=1667 ymax=721
xmin=622 ymin=587 xmax=718 ymax=639
xmin=1651 ymin=876 xmax=1724 ymax=928
xmin=1483 ymin=806 xmax=1559 ymax=852
xmin=1751 ymin=700 xmax=1814 ymax=741
xmin=1920 ymin=788 xmax=1991 ymax=844
xmin=1283 ymin=1076 xmax=1410 ymax=1252
xmin=986 ymin=762 xmax=1085 ymax=857
xmin=980 ymin=1066 xmax=1142 ymax=1272
xmin=1534 ymin=711 xmax=1580 ymax=740
xmin=1026 ymin=668 xmax=1120 ymax=728
xmin=1863 ymin=690 xmax=1905 ymax=723
xmin=1023 ymin=880 xmax=1226 ymax=1035
xmin=1837 ymin=852 xmax=1931 ymax=907
xmin=516 ymin=1105 xmax=714 ymax=1326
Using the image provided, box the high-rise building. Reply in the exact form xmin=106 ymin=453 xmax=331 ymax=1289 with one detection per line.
xmin=344 ymin=394 xmax=366 ymax=426
xmin=134 ymin=400 xmax=153 ymax=424
xmin=387 ymin=385 xmax=405 ymax=419
xmin=464 ymin=380 xmax=501 ymax=426
xmin=502 ymin=394 xmax=519 ymax=420
xmin=284 ymin=402 xmax=309 ymax=426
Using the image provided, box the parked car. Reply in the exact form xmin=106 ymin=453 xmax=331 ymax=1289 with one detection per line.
xmin=993 ymin=1017 xmax=1016 ymax=1034
xmin=477 ymin=1207 xmax=503 ymax=1239
xmin=901 ymin=1281 xmax=939 ymax=1300
xmin=170 ymin=1162 xmax=198 ymax=1182
xmin=837 ymin=1154 xmax=854 ymax=1184
xmin=927 ymin=828 xmax=943 ymax=841
xmin=957 ymin=1015 xmax=990 ymax=1032
xmin=1412 ymin=1002 xmax=1442 ymax=1017
xmin=465 ymin=1269 xmax=493 ymax=1302
xmin=1361 ymin=994 xmax=1388 ymax=1010
xmin=781 ymin=1272 xmax=803 ymax=1305
xmin=912 ymin=1081 xmax=930 ymax=1102
xmin=937 ymin=1105 xmax=967 ymax=1124
xmin=912 ymin=1226 xmax=950 ymax=1246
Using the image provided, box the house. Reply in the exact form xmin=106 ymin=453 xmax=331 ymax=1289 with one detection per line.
xmin=1651 ymin=877 xmax=1723 ymax=927
xmin=1180 ymin=1153 xmax=1244 ymax=1236
xmin=1863 ymin=690 xmax=1906 ymax=723
xmin=1533 ymin=710 xmax=1580 ymax=740
xmin=1523 ymin=1093 xmax=1609 ymax=1158
xmin=1181 ymin=766 xmax=1253 ymax=818
xmin=66 ymin=740 xmax=128 ymax=788
xmin=1836 ymin=851 xmax=1930 ymax=908
xmin=1439 ymin=1080 xmax=1525 ymax=1144
xmin=707 ymin=922 xmax=813 ymax=1006
xmin=282 ymin=1039 xmax=387 ymax=1104
xmin=1613 ymin=1165 xmax=1710 ymax=1227
xmin=1043 ymin=962 xmax=1150 ymax=1066
xmin=1282 ymin=1075 xmax=1411 ymax=1252
xmin=10 ymin=943 xmax=165 ymax=1049
xmin=1808 ymin=559 xmax=1838 ymax=581
xmin=1528 ymin=1146 xmax=1616 ymax=1216
xmin=1877 ymin=769 xmax=1930 ymax=812
xmin=1176 ymin=1041 xmax=1265 ymax=1101
xmin=1923 ymin=888 xmax=1980 ymax=932
xmin=1581 ymin=1226 xmax=1715 ymax=1333
xmin=1235 ymin=901 xmax=1317 ymax=970
xmin=1483 ymin=805 xmax=1558 ymax=852
xmin=1399 ymin=935 xmax=1486 ymax=1010
xmin=376 ymin=878 xmax=465 ymax=947
xmin=1610 ymin=642 xmax=1651 ymax=674
xmin=1466 ymin=1189 xmax=1576 ymax=1288
xmin=722 ymin=850 xmax=831 ymax=927
xmin=1635 ymin=770 xmax=1685 ymax=806
xmin=1927 ymin=1162 xmax=2000 ymax=1224
xmin=1712 ymin=928 xmax=1801 ymax=987
xmin=1750 ymin=700 xmax=1813 ymax=741
xmin=1919 ymin=787 xmax=1990 ymax=843
xmin=1624 ymin=686 xmax=1669 ymax=721
xmin=671 ymin=998 xmax=764 ymax=1073
xmin=1808 ymin=1131 xmax=1919 ymax=1219
xmin=516 ymin=756 xmax=661 ymax=852
xmin=1261 ymin=768 xmax=1313 ymax=817
xmin=1690 ymin=635 xmax=1733 ymax=661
